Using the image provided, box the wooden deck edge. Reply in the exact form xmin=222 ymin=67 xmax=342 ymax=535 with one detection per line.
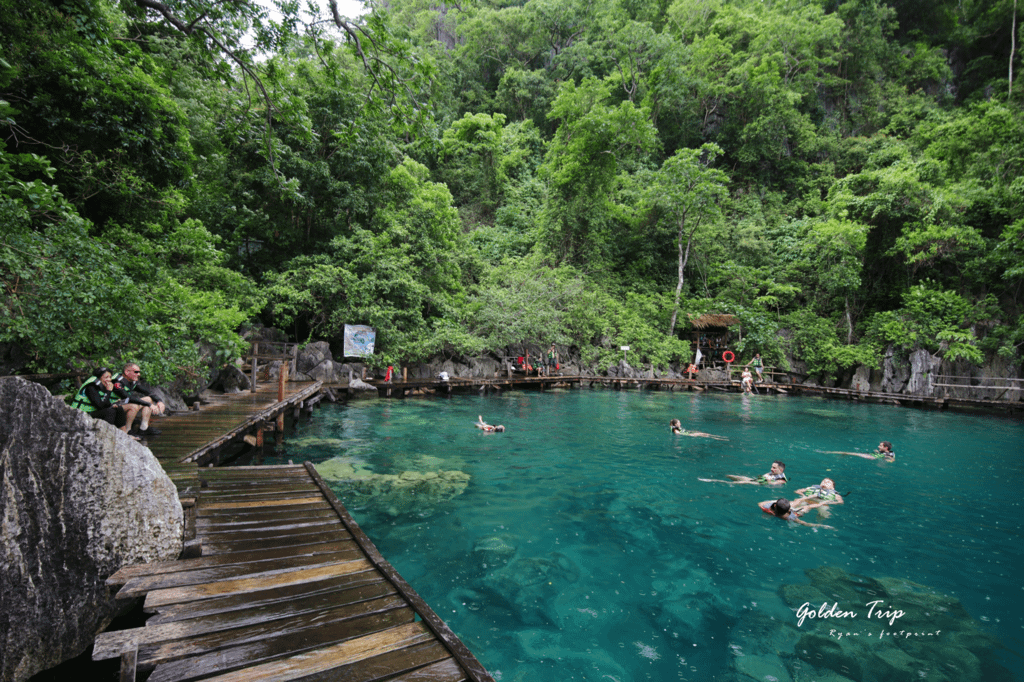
xmin=177 ymin=383 xmax=323 ymax=464
xmin=303 ymin=462 xmax=494 ymax=682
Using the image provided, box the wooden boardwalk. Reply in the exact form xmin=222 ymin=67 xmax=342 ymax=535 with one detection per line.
xmin=144 ymin=381 xmax=324 ymax=502
xmin=363 ymin=375 xmax=1021 ymax=414
xmin=95 ymin=464 xmax=493 ymax=682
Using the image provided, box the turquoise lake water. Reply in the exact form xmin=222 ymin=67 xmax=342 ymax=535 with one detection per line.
xmin=253 ymin=390 xmax=1024 ymax=682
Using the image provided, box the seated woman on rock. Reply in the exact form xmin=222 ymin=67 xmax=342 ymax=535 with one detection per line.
xmin=70 ymin=368 xmax=142 ymax=440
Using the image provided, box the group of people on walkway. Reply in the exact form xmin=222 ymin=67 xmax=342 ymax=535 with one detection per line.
xmin=70 ymin=363 xmax=166 ymax=441
xmin=515 ymin=344 xmax=560 ymax=377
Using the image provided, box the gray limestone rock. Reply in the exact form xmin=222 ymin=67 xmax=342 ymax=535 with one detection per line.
xmin=905 ymin=348 xmax=940 ymax=396
xmin=849 ymin=365 xmax=871 ymax=392
xmin=0 ymin=378 xmax=183 ymax=681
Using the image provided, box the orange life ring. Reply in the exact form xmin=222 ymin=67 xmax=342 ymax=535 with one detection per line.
xmin=722 ymin=350 xmax=735 ymax=363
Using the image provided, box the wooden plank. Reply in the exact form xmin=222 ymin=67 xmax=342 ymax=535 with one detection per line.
xmin=197 ymin=510 xmax=338 ymax=531
xmin=143 ymin=559 xmax=374 ymax=608
xmin=201 ymin=497 xmax=325 ymax=510
xmin=147 ymin=570 xmax=385 ymax=624
xmin=304 ymin=463 xmax=494 ymax=682
xmin=286 ymin=642 xmax=457 ymax=682
xmin=108 ymin=540 xmax=353 ymax=585
xmin=197 ymin=491 xmax=326 ymax=505
xmin=191 ymin=522 xmax=343 ymax=545
xmin=99 ymin=592 xmax=409 ymax=666
xmin=117 ymin=551 xmax=364 ymax=598
xmin=196 ymin=504 xmax=334 ymax=521
xmin=153 ymin=622 xmax=434 ymax=682
xmin=137 ymin=596 xmax=411 ymax=668
xmin=199 ymin=499 xmax=331 ymax=513
xmin=96 ymin=582 xmax=401 ymax=660
xmin=201 ymin=529 xmax=353 ymax=555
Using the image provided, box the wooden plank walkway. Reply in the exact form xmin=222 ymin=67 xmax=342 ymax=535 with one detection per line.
xmin=96 ymin=463 xmax=493 ymax=682
xmin=363 ymin=375 xmax=1021 ymax=414
xmin=142 ymin=381 xmax=324 ymax=501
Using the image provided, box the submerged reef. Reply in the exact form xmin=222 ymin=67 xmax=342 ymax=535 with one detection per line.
xmin=725 ymin=566 xmax=1009 ymax=682
xmin=315 ymin=457 xmax=470 ymax=515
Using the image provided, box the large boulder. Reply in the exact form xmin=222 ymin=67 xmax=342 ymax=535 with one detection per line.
xmin=0 ymin=378 xmax=183 ymax=681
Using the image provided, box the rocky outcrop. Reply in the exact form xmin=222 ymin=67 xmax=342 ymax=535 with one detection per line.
xmin=0 ymin=378 xmax=183 ymax=682
xmin=207 ymin=364 xmax=251 ymax=393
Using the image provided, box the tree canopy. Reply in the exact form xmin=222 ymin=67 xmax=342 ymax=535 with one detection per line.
xmin=3 ymin=0 xmax=1023 ymax=383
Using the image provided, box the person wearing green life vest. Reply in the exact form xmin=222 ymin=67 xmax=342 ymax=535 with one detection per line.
xmin=751 ymin=353 xmax=764 ymax=382
xmin=112 ymin=362 xmax=164 ymax=436
xmin=70 ymin=368 xmax=142 ymax=440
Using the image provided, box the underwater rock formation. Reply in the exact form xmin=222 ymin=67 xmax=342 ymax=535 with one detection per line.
xmin=315 ymin=457 xmax=470 ymax=515
xmin=0 ymin=378 xmax=183 ymax=681
xmin=774 ymin=566 xmax=1004 ymax=682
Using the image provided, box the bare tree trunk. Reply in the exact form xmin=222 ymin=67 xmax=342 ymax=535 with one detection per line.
xmin=668 ymin=216 xmax=698 ymax=336
xmin=1012 ymin=0 xmax=1018 ymax=97
xmin=846 ymin=296 xmax=854 ymax=345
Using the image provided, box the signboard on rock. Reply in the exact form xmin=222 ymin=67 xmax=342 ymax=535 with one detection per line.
xmin=343 ymin=325 xmax=376 ymax=357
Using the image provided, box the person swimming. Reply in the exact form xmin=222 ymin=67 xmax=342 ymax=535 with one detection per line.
xmin=475 ymin=415 xmax=505 ymax=433
xmin=759 ymin=498 xmax=834 ymax=529
xmin=822 ymin=441 xmax=895 ymax=461
xmin=792 ymin=478 xmax=844 ymax=511
xmin=670 ymin=418 xmax=727 ymax=440
xmin=723 ymin=460 xmax=788 ymax=485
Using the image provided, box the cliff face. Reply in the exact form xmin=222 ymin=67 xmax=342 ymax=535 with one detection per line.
xmin=0 ymin=378 xmax=183 ymax=682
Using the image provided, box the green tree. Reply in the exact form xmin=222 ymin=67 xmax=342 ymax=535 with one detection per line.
xmin=644 ymin=143 xmax=729 ymax=335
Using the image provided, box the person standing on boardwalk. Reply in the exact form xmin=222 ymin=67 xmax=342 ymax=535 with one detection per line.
xmin=546 ymin=344 xmax=558 ymax=376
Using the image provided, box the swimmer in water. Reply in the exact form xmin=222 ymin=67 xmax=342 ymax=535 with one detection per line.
xmin=700 ymin=460 xmax=787 ymax=485
xmin=670 ymin=418 xmax=727 ymax=440
xmin=475 ymin=415 xmax=505 ymax=433
xmin=792 ymin=477 xmax=844 ymax=512
xmin=728 ymin=460 xmax=788 ymax=485
xmin=822 ymin=441 xmax=895 ymax=461
xmin=759 ymin=498 xmax=834 ymax=529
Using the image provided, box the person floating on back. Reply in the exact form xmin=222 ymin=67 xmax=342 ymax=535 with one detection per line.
xmin=759 ymin=498 xmax=834 ymax=529
xmin=792 ymin=478 xmax=844 ymax=513
xmin=670 ymin=418 xmax=727 ymax=440
xmin=822 ymin=441 xmax=895 ymax=462
xmin=712 ymin=460 xmax=788 ymax=485
xmin=475 ymin=415 xmax=505 ymax=433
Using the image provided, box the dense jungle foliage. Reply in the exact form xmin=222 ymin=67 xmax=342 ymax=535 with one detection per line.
xmin=2 ymin=0 xmax=1023 ymax=384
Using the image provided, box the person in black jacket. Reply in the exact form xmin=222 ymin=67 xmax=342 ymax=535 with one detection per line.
xmin=70 ymin=368 xmax=142 ymax=439
xmin=112 ymin=362 xmax=164 ymax=436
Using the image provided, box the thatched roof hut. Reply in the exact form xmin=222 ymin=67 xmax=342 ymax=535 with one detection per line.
xmin=688 ymin=314 xmax=740 ymax=330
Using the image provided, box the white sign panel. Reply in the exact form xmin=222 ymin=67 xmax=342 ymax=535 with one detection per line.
xmin=343 ymin=325 xmax=376 ymax=357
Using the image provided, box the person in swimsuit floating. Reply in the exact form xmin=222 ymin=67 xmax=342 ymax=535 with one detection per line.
xmin=670 ymin=418 xmax=727 ymax=440
xmin=719 ymin=460 xmax=788 ymax=485
xmin=759 ymin=498 xmax=834 ymax=529
xmin=792 ymin=478 xmax=844 ymax=512
xmin=475 ymin=415 xmax=505 ymax=433
xmin=824 ymin=441 xmax=895 ymax=461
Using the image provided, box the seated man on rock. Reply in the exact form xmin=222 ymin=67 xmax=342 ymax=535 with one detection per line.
xmin=112 ymin=362 xmax=164 ymax=436
xmin=70 ymin=368 xmax=143 ymax=440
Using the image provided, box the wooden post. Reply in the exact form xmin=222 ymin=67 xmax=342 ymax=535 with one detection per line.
xmin=250 ymin=341 xmax=259 ymax=393
xmin=403 ymin=366 xmax=408 ymax=382
xmin=120 ymin=647 xmax=137 ymax=682
xmin=278 ymin=360 xmax=288 ymax=402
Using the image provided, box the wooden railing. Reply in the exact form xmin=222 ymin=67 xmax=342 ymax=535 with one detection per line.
xmin=245 ymin=341 xmax=299 ymax=393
